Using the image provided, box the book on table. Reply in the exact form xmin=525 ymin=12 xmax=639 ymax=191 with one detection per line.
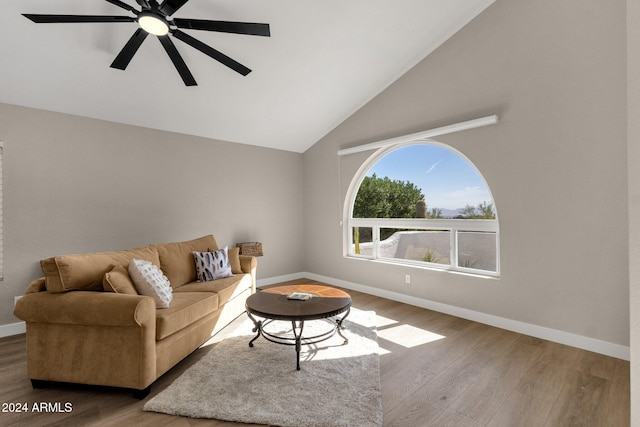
xmin=287 ymin=292 xmax=312 ymax=301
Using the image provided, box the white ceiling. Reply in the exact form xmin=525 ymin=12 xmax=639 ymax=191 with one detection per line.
xmin=0 ymin=0 xmax=494 ymax=153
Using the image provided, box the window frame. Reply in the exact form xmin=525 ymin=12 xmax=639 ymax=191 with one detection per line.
xmin=344 ymin=141 xmax=500 ymax=277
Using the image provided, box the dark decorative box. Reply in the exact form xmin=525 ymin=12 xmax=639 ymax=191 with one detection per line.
xmin=236 ymin=242 xmax=263 ymax=257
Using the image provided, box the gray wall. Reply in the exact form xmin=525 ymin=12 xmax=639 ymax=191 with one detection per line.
xmin=304 ymin=0 xmax=629 ymax=347
xmin=0 ymin=103 xmax=305 ymax=326
xmin=628 ymin=0 xmax=639 ymax=423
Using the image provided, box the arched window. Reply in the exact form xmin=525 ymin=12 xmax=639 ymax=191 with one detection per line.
xmin=346 ymin=142 xmax=499 ymax=276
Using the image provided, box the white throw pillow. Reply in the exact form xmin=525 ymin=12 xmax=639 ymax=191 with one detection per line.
xmin=193 ymin=246 xmax=233 ymax=282
xmin=128 ymin=259 xmax=173 ymax=308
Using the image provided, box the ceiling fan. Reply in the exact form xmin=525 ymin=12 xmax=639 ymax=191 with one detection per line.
xmin=23 ymin=0 xmax=271 ymax=86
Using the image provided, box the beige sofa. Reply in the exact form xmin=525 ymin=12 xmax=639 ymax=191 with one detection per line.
xmin=13 ymin=235 xmax=256 ymax=398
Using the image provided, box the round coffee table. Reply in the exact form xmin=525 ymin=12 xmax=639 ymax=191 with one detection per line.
xmin=245 ymin=284 xmax=352 ymax=370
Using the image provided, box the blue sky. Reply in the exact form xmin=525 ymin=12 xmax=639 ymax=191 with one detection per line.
xmin=366 ymin=143 xmax=493 ymax=211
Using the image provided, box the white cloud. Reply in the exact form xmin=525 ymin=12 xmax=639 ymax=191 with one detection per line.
xmin=425 ymin=160 xmax=442 ymax=174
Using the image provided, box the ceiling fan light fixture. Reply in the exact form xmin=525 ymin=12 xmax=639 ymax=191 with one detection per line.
xmin=138 ymin=13 xmax=169 ymax=36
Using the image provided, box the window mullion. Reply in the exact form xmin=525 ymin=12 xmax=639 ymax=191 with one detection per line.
xmin=373 ymin=225 xmax=380 ymax=258
xmin=451 ymin=228 xmax=457 ymax=270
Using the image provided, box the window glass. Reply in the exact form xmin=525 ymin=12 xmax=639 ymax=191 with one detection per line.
xmin=354 ymin=144 xmax=494 ymax=219
xmin=457 ymin=231 xmax=497 ymax=271
xmin=350 ymin=227 xmax=373 ymax=256
xmin=380 ymin=229 xmax=450 ymax=266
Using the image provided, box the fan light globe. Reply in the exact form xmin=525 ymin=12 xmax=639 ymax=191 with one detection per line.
xmin=138 ymin=14 xmax=169 ymax=36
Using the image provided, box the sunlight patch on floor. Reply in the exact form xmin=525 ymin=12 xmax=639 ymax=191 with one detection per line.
xmin=376 ymin=314 xmax=399 ymax=328
xmin=377 ymin=346 xmax=392 ymax=355
xmin=377 ymin=324 xmax=446 ymax=348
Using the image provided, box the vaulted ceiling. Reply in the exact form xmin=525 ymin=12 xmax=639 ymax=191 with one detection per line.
xmin=0 ymin=0 xmax=494 ymax=152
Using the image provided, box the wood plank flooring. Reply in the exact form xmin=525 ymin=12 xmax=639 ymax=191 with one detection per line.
xmin=0 ymin=279 xmax=629 ymax=426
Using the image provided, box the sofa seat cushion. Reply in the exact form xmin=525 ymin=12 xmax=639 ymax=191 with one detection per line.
xmin=153 ymin=235 xmax=219 ymax=289
xmin=156 ymin=292 xmax=219 ymax=341
xmin=174 ymin=274 xmax=252 ymax=307
xmin=41 ymin=247 xmax=161 ymax=293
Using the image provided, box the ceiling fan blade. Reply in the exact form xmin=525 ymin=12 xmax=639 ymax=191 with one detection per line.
xmin=159 ymin=0 xmax=190 ymax=17
xmin=23 ymin=14 xmax=135 ymax=23
xmin=135 ymin=0 xmax=151 ymax=8
xmin=158 ymin=36 xmax=197 ymax=86
xmin=172 ymin=30 xmax=251 ymax=76
xmin=173 ymin=18 xmax=270 ymax=37
xmin=110 ymin=28 xmax=148 ymax=70
xmin=105 ymin=0 xmax=138 ymax=14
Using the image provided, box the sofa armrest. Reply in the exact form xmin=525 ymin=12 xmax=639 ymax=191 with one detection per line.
xmin=14 ymin=291 xmax=158 ymax=390
xmin=14 ymin=291 xmax=156 ymax=328
xmin=239 ymin=255 xmax=257 ymax=291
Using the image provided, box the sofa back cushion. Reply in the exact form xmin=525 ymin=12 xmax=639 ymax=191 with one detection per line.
xmin=41 ymin=246 xmax=160 ymax=293
xmin=153 ymin=235 xmax=218 ymax=289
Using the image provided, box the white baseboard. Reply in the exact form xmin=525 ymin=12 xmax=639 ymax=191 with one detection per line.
xmin=257 ymin=273 xmax=307 ymax=287
xmin=266 ymin=272 xmax=630 ymax=361
xmin=0 ymin=321 xmax=25 ymax=338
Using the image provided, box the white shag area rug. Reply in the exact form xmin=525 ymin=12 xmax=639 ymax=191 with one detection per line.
xmin=143 ymin=308 xmax=383 ymax=427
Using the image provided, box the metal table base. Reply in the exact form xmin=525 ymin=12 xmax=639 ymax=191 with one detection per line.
xmin=246 ymin=308 xmax=350 ymax=370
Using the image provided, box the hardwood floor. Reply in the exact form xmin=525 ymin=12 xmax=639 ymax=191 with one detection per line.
xmin=0 ymin=279 xmax=629 ymax=426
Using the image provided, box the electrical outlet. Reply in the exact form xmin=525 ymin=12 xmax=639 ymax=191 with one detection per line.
xmin=14 ymin=296 xmax=22 ymax=307
xmin=405 ymin=275 xmax=411 ymax=284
